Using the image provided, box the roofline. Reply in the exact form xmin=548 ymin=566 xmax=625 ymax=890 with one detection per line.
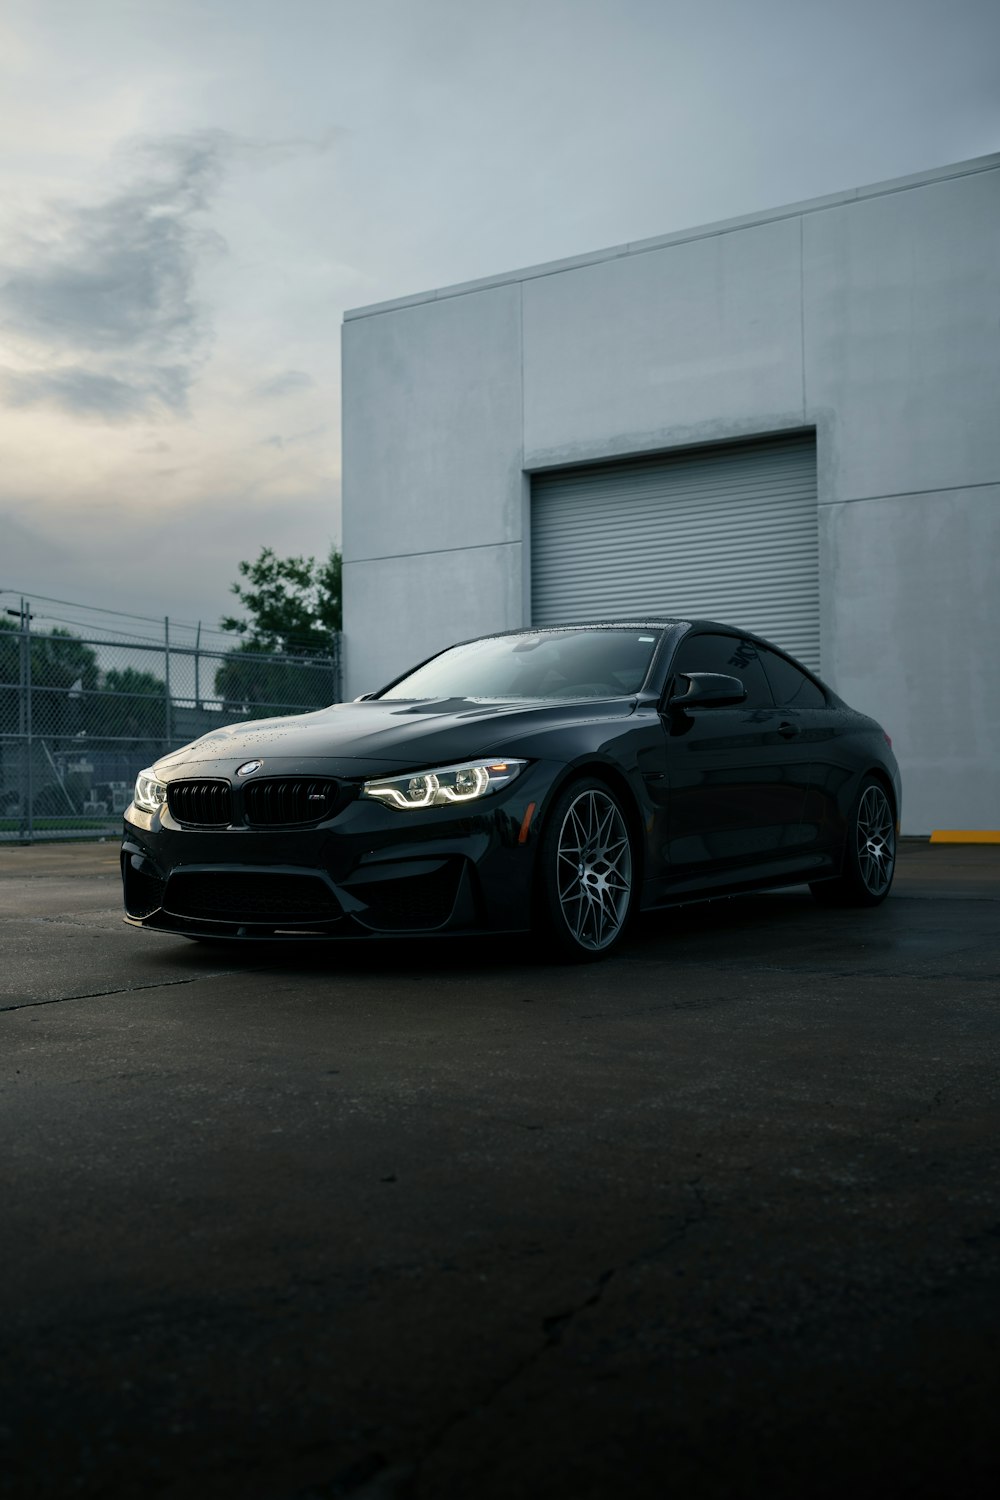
xmin=344 ymin=152 xmax=1000 ymax=322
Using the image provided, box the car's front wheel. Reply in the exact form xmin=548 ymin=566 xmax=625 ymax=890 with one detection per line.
xmin=811 ymin=776 xmax=896 ymax=907
xmin=536 ymin=778 xmax=636 ymax=961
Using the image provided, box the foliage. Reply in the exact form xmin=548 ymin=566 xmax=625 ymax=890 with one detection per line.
xmin=220 ymin=545 xmax=342 ymax=654
xmin=0 ymin=622 xmax=166 ymax=744
xmin=89 ymin=667 xmax=167 ymax=743
xmin=0 ymin=620 xmax=100 ymax=735
xmin=0 ymin=619 xmax=99 ymax=688
xmin=213 ymin=643 xmax=338 ymax=719
xmin=216 ymin=545 xmax=341 ymax=714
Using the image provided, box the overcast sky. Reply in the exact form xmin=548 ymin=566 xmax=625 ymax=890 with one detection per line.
xmin=1 ymin=0 xmax=997 ymax=635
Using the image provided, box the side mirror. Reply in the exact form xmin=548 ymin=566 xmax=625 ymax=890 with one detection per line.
xmin=668 ymin=672 xmax=747 ymax=709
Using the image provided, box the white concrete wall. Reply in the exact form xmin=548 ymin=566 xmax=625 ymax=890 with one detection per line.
xmin=521 ymin=216 xmax=805 ymax=466
xmin=341 ymin=284 xmax=525 ymax=692
xmin=804 ymin=166 xmax=1000 ymax=833
xmin=823 ymin=487 xmax=1000 ymax=832
xmin=342 ymin=154 xmax=1000 ymax=833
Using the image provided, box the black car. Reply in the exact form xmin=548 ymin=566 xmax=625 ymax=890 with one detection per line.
xmin=122 ymin=620 xmax=900 ymax=961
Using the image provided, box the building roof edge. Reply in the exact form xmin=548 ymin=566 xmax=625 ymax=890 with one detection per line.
xmin=344 ymin=152 xmax=1000 ymax=322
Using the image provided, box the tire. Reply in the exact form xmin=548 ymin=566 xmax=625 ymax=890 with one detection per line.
xmin=810 ymin=776 xmax=896 ymax=908
xmin=536 ymin=778 xmax=636 ymax=961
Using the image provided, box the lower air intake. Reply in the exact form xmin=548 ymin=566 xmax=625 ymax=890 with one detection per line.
xmin=354 ymin=862 xmax=462 ymax=932
xmin=124 ymin=862 xmax=165 ymax=918
xmin=163 ymin=871 xmax=341 ymax=924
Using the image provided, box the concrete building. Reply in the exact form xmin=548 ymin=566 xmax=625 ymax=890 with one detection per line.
xmin=341 ymin=153 xmax=1000 ymax=835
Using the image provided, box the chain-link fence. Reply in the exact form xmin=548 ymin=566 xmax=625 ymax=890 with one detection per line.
xmin=1 ymin=600 xmax=341 ymax=843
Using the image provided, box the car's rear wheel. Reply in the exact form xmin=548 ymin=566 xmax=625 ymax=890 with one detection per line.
xmin=811 ymin=776 xmax=896 ymax=907
xmin=536 ymin=778 xmax=636 ymax=961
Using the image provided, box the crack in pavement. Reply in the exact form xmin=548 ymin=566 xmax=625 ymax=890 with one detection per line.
xmin=889 ymin=892 xmax=1000 ymax=903
xmin=629 ymin=960 xmax=999 ymax=982
xmin=0 ymin=971 xmax=248 ymax=1014
xmin=24 ymin=912 xmax=120 ymax=924
xmin=401 ymin=1191 xmax=711 ymax=1497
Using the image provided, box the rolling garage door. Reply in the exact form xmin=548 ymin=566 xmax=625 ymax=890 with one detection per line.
xmin=530 ymin=432 xmax=820 ymax=670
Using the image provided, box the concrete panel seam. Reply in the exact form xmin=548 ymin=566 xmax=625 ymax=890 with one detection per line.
xmin=525 ymin=417 xmax=815 ymax=474
xmin=519 ymin=279 xmax=526 ymax=473
xmin=818 ymin=480 xmax=1000 ymax=508
xmin=799 ymin=215 xmax=807 ymax=421
xmin=346 ymin=540 xmax=522 ymax=566
xmin=519 ymin=281 xmax=530 ymax=627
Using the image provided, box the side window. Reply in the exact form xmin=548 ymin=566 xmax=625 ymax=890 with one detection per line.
xmin=670 ymin=633 xmax=773 ymax=709
xmin=758 ymin=647 xmax=827 ymax=708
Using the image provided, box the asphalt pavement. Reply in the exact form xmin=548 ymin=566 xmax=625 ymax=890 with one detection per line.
xmin=1 ymin=839 xmax=998 ymax=1499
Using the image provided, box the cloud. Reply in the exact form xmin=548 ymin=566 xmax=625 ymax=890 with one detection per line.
xmin=228 ymin=128 xmax=343 ymax=170
xmin=0 ymin=363 xmax=188 ymax=419
xmin=0 ymin=509 xmax=77 ymax=577
xmin=0 ymin=131 xmax=229 ymax=416
xmin=259 ymin=423 xmax=328 ymax=452
xmin=253 ymin=369 xmax=317 ymax=401
xmin=0 ymin=128 xmax=339 ymax=421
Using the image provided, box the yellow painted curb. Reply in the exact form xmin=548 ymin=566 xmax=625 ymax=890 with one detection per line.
xmin=930 ymin=830 xmax=1000 ymax=844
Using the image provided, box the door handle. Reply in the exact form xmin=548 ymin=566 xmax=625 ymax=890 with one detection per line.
xmin=778 ymin=721 xmax=800 ymax=739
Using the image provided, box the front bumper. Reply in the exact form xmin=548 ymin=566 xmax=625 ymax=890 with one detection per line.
xmin=122 ymin=764 xmax=556 ymax=941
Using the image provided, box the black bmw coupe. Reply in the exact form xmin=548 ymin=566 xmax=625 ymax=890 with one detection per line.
xmin=122 ymin=620 xmax=900 ymax=961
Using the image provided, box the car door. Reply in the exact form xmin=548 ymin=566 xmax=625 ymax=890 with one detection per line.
xmin=659 ymin=632 xmax=812 ymax=892
xmin=756 ymin=644 xmax=842 ymax=858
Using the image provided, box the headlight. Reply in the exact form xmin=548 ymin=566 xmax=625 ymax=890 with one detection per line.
xmin=133 ymin=768 xmax=168 ymax=813
xmin=362 ymin=758 xmax=526 ymax=810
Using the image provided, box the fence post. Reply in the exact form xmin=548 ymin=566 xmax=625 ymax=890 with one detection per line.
xmin=22 ymin=599 xmax=33 ymax=843
xmin=194 ymin=621 xmax=202 ymax=710
xmin=331 ymin=636 xmax=341 ymax=703
xmin=164 ymin=616 xmax=173 ymax=748
xmin=17 ymin=600 xmax=26 ymax=841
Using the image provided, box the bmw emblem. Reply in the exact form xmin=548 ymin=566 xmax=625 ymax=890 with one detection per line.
xmin=236 ymin=760 xmax=263 ymax=777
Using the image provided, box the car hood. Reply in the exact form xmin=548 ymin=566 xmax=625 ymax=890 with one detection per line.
xmin=156 ymin=696 xmax=638 ymax=777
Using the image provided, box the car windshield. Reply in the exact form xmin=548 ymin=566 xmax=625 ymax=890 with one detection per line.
xmin=379 ymin=629 xmax=661 ymax=701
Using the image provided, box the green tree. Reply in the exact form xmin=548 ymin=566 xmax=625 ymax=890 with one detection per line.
xmin=213 ymin=643 xmax=338 ymax=720
xmin=0 ymin=620 xmax=100 ymax=736
xmin=220 ymin=545 xmax=342 ymax=654
xmin=89 ymin=667 xmax=167 ymax=744
xmin=216 ymin=545 xmax=341 ymax=715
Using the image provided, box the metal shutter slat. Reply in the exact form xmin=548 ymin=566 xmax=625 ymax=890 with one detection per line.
xmin=531 ymin=434 xmax=820 ymax=670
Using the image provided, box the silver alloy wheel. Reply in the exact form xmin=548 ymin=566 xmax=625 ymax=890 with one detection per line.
xmin=556 ymin=788 xmax=633 ymax=951
xmin=856 ymin=784 xmax=895 ymax=896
